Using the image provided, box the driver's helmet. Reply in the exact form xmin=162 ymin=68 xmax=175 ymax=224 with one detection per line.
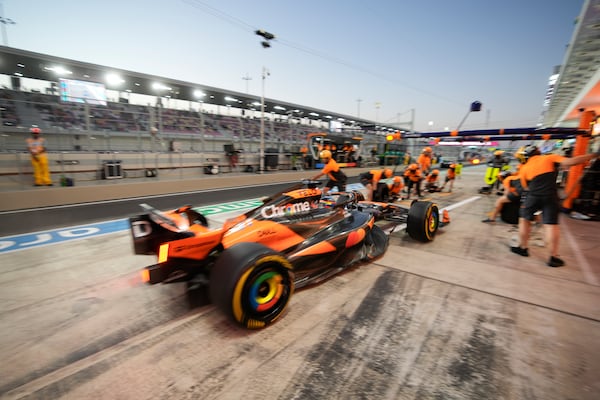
xmin=30 ymin=127 xmax=41 ymax=135
xmin=383 ymin=168 xmax=393 ymax=178
xmin=353 ymin=191 xmax=365 ymax=202
xmin=319 ymin=195 xmax=335 ymax=208
xmin=494 ymin=150 xmax=504 ymax=156
xmin=320 ymin=150 xmax=332 ymax=160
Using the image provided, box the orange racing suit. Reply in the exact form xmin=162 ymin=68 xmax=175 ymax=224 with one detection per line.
xmin=518 ymin=154 xmax=565 ymax=224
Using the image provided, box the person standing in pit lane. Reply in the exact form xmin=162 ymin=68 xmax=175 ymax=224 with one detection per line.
xmin=417 ymin=146 xmax=433 ymax=175
xmin=311 ymin=149 xmax=347 ymax=195
xmin=510 ymin=145 xmax=600 ymax=267
xmin=403 ymin=164 xmax=423 ymax=199
xmin=486 ymin=150 xmax=510 ymax=192
xmin=26 ymin=127 xmax=53 ymax=186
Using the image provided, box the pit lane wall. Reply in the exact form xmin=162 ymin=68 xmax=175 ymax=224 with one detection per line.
xmin=0 ymin=148 xmax=300 ymax=193
xmin=0 ymin=149 xmax=291 ymax=178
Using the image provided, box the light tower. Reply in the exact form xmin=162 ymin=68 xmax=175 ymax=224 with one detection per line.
xmin=0 ymin=2 xmax=16 ymax=46
xmin=255 ymin=29 xmax=275 ymax=173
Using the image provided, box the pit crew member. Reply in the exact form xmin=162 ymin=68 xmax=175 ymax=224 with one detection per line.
xmin=359 ymin=168 xmax=393 ymax=201
xmin=511 ymin=145 xmax=599 ymax=267
xmin=311 ymin=149 xmax=347 ymax=195
xmin=403 ymin=163 xmax=423 ymax=199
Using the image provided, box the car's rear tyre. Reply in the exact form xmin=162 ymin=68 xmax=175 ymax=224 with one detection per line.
xmin=406 ymin=201 xmax=439 ymax=242
xmin=209 ymin=242 xmax=294 ymax=329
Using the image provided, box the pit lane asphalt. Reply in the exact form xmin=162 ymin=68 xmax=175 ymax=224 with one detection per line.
xmin=1 ymin=166 xmax=599 ymax=399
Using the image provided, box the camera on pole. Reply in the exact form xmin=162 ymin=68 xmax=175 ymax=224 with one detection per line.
xmin=255 ymin=29 xmax=275 ymax=40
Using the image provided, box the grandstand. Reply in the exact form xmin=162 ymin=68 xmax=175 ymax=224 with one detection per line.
xmin=0 ymin=87 xmax=352 ymax=152
xmin=0 ymin=47 xmax=409 ymax=187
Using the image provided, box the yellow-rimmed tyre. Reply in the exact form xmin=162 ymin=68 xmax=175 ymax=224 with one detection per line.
xmin=500 ymin=199 xmax=519 ymax=224
xmin=209 ymin=242 xmax=294 ymax=329
xmin=406 ymin=201 xmax=439 ymax=242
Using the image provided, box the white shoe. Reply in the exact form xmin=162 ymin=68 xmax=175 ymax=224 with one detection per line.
xmin=570 ymin=211 xmax=591 ymax=220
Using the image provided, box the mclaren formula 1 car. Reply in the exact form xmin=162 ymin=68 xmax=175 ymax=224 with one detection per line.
xmin=129 ymin=180 xmax=444 ymax=329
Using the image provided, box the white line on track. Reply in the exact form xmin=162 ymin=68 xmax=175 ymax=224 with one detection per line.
xmin=441 ymin=195 xmax=481 ymax=211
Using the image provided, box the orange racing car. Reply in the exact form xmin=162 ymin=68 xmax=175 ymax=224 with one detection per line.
xmin=129 ymin=180 xmax=443 ymax=329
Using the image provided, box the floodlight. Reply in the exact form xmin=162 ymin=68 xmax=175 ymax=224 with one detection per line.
xmin=106 ymin=73 xmax=124 ymax=86
xmin=152 ymin=82 xmax=171 ymax=91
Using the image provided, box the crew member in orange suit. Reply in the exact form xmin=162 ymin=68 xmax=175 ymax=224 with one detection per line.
xmin=388 ymin=176 xmax=404 ymax=201
xmin=417 ymin=146 xmax=433 ymax=175
xmin=403 ymin=164 xmax=423 ymax=199
xmin=26 ymin=127 xmax=53 ymax=186
xmin=311 ymin=150 xmax=347 ymax=195
xmin=439 ymin=164 xmax=456 ymax=192
xmin=360 ymin=168 xmax=393 ymax=201
xmin=481 ymin=170 xmax=522 ymax=223
xmin=511 ymin=145 xmax=599 ymax=267
xmin=424 ymin=169 xmax=441 ymax=192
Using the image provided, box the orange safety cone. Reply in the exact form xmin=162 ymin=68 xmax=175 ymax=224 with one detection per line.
xmin=439 ymin=209 xmax=451 ymax=228
xmin=442 ymin=209 xmax=450 ymax=224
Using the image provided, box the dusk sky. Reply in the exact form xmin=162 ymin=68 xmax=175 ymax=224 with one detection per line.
xmin=1 ymin=0 xmax=584 ymax=131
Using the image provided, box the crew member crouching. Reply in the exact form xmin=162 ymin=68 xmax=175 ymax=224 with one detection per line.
xmin=424 ymin=169 xmax=441 ymax=192
xmin=359 ymin=168 xmax=393 ymax=201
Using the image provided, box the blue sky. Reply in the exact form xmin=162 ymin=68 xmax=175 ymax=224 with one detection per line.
xmin=1 ymin=0 xmax=583 ymax=131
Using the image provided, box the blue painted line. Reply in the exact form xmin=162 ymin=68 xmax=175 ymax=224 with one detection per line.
xmin=0 ymin=219 xmax=130 ymax=255
xmin=0 ymin=201 xmax=259 ymax=255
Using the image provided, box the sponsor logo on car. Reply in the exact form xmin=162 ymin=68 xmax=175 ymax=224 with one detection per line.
xmin=260 ymin=201 xmax=318 ymax=219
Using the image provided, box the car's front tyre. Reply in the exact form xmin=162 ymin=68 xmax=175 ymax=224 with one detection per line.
xmin=406 ymin=201 xmax=439 ymax=242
